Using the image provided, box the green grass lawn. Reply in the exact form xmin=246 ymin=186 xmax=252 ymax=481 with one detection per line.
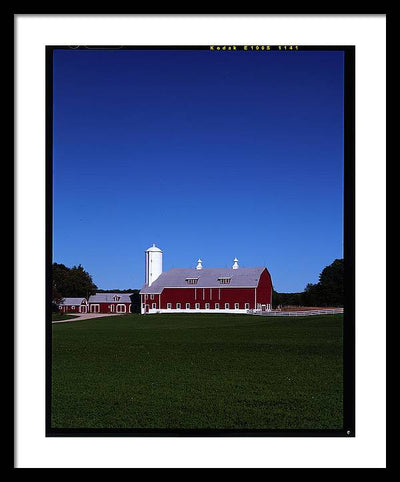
xmin=51 ymin=313 xmax=343 ymax=430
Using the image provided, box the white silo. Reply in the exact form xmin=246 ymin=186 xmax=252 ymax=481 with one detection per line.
xmin=145 ymin=244 xmax=163 ymax=287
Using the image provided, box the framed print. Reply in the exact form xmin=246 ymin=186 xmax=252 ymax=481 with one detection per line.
xmin=46 ymin=44 xmax=354 ymax=437
xmin=14 ymin=14 xmax=386 ymax=469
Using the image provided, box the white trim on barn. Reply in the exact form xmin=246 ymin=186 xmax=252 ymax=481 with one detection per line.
xmin=145 ymin=308 xmax=251 ymax=314
xmin=90 ymin=304 xmax=100 ymax=313
xmin=116 ymin=304 xmax=126 ymax=313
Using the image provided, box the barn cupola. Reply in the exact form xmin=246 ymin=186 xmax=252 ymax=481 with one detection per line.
xmin=145 ymin=244 xmax=163 ymax=287
xmin=196 ymin=259 xmax=203 ymax=270
xmin=232 ymin=257 xmax=239 ymax=269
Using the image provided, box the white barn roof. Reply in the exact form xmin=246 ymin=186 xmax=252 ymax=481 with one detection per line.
xmin=140 ymin=267 xmax=266 ymax=294
xmin=59 ymin=297 xmax=87 ymax=306
xmin=88 ymin=293 xmax=133 ymax=303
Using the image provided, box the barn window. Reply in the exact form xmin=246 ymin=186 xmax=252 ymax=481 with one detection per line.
xmin=150 ymin=294 xmax=154 ymax=300
xmin=195 ymin=303 xmax=200 ymax=310
xmin=152 ymin=303 xmax=156 ymax=309
xmin=186 ymin=303 xmax=190 ymax=309
xmin=215 ymin=303 xmax=219 ymax=309
xmin=167 ymin=303 xmax=172 ymax=309
xmin=234 ymin=303 xmax=239 ymax=310
xmin=205 ymin=303 xmax=210 ymax=310
xmin=245 ymin=303 xmax=250 ymax=310
xmin=176 ymin=303 xmax=181 ymax=309
xmin=218 ymin=277 xmax=231 ymax=284
xmin=186 ymin=278 xmax=199 ymax=285
xmin=225 ymin=303 xmax=230 ymax=309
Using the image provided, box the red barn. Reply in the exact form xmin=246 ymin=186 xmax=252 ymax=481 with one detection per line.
xmin=140 ymin=245 xmax=272 ymax=314
xmin=87 ymin=293 xmax=133 ymax=314
xmin=58 ymin=297 xmax=88 ymax=314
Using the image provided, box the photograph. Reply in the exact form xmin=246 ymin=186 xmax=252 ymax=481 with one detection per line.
xmin=47 ymin=44 xmax=354 ymax=436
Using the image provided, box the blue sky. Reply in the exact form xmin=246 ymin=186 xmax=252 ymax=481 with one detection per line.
xmin=52 ymin=48 xmax=344 ymax=292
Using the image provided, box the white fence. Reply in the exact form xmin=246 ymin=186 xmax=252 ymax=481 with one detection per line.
xmin=248 ymin=308 xmax=343 ymax=317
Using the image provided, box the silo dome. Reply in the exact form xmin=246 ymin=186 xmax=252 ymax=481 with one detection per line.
xmin=146 ymin=244 xmax=162 ymax=253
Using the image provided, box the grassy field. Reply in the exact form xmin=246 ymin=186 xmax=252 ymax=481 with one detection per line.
xmin=51 ymin=313 xmax=343 ymax=430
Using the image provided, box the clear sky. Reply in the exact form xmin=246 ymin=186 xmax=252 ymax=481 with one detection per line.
xmin=52 ymin=47 xmax=344 ymax=292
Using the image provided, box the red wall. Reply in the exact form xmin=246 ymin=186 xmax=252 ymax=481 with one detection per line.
xmin=88 ymin=302 xmax=131 ymax=313
xmin=160 ymin=287 xmax=256 ymax=309
xmin=60 ymin=304 xmax=87 ymax=313
xmin=256 ymin=268 xmax=273 ymax=306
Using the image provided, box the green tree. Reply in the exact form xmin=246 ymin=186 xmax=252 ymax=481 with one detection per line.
xmin=272 ymin=289 xmax=304 ymax=308
xmin=52 ymin=284 xmax=63 ymax=304
xmin=317 ymin=258 xmax=344 ymax=306
xmin=129 ymin=290 xmax=141 ymax=313
xmin=272 ymin=289 xmax=281 ymax=309
xmin=52 ymin=263 xmax=70 ymax=298
xmin=301 ymin=259 xmax=344 ymax=307
xmin=301 ymin=282 xmax=321 ymax=306
xmin=273 ymin=259 xmax=344 ymax=308
xmin=52 ymin=263 xmax=98 ymax=299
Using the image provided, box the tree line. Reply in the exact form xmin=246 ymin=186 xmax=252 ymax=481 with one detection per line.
xmin=272 ymin=258 xmax=344 ymax=308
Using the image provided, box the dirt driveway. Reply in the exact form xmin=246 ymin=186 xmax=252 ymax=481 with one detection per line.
xmin=52 ymin=313 xmax=125 ymax=324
